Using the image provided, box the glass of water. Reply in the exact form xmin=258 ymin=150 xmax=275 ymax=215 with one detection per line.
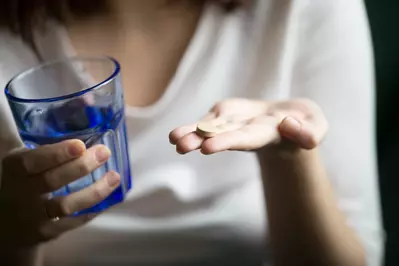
xmin=5 ymin=56 xmax=132 ymax=215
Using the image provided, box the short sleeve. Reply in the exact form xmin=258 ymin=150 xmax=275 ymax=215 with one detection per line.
xmin=290 ymin=1 xmax=384 ymax=265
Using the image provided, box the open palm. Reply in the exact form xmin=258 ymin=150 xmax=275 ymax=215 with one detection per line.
xmin=169 ymin=98 xmax=328 ymax=154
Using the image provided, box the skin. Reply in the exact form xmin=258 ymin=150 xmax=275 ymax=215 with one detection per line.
xmin=170 ymin=98 xmax=365 ymax=266
xmin=0 ymin=141 xmax=120 ymax=264
xmin=0 ymin=1 xmax=365 ymax=265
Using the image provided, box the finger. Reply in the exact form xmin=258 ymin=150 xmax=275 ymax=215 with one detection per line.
xmin=44 ymin=171 xmax=120 ymax=218
xmin=278 ymin=116 xmax=327 ymax=149
xmin=169 ymin=112 xmax=217 ymax=144
xmin=201 ymin=123 xmax=279 ymax=154
xmin=169 ymin=124 xmax=197 ymax=144
xmin=175 ymin=132 xmax=204 ymax=154
xmin=34 ymin=145 xmax=111 ymax=194
xmin=9 ymin=139 xmax=86 ymax=175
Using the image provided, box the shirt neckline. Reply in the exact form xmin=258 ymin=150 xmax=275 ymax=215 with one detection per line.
xmin=125 ymin=2 xmax=218 ymax=118
xmin=41 ymin=2 xmax=218 ymax=119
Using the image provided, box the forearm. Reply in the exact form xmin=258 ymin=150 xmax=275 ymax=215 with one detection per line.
xmin=258 ymin=147 xmax=365 ymax=266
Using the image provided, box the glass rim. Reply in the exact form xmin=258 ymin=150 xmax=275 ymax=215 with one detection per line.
xmin=4 ymin=56 xmax=120 ymax=103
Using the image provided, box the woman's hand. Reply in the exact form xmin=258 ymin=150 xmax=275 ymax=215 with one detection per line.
xmin=169 ymin=98 xmax=328 ymax=154
xmin=171 ymin=98 xmax=366 ymax=266
xmin=0 ymin=140 xmax=120 ymax=250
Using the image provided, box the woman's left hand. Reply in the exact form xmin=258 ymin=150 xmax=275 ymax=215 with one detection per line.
xmin=169 ymin=98 xmax=328 ymax=154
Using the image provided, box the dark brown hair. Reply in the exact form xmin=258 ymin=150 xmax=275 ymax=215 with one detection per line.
xmin=0 ymin=0 xmax=249 ymax=47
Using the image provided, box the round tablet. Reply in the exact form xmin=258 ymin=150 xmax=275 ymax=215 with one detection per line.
xmin=196 ymin=120 xmax=243 ymax=138
xmin=196 ymin=122 xmax=222 ymax=138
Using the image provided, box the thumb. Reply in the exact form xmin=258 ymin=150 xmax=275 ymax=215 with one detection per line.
xmin=278 ymin=116 xmax=320 ymax=150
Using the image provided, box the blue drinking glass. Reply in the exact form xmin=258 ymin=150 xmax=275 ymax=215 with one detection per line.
xmin=5 ymin=56 xmax=132 ymax=215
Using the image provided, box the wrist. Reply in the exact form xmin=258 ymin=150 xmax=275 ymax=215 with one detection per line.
xmin=256 ymin=141 xmax=322 ymax=184
xmin=257 ymin=140 xmax=308 ymax=161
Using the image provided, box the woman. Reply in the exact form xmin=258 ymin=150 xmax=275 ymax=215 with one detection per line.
xmin=0 ymin=0 xmax=383 ymax=265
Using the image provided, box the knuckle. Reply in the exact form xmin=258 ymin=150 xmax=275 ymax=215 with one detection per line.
xmin=76 ymin=160 xmax=93 ymax=176
xmin=58 ymin=198 xmax=73 ymax=216
xmin=91 ymin=185 xmax=107 ymax=202
xmin=53 ymin=149 xmax=67 ymax=165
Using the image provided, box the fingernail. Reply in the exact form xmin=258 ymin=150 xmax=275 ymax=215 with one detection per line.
xmin=279 ymin=117 xmax=301 ymax=140
xmin=287 ymin=116 xmax=300 ymax=129
xmin=68 ymin=141 xmax=85 ymax=157
xmin=106 ymin=172 xmax=120 ymax=187
xmin=281 ymin=117 xmax=300 ymax=131
xmin=96 ymin=147 xmax=111 ymax=163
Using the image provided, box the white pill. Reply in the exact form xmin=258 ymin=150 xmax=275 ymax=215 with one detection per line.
xmin=196 ymin=120 xmax=243 ymax=138
xmin=196 ymin=122 xmax=221 ymax=138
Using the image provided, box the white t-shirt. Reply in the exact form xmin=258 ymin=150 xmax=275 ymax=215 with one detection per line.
xmin=0 ymin=0 xmax=384 ymax=265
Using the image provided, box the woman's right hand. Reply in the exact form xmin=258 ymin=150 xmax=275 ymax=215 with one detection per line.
xmin=0 ymin=139 xmax=121 ymax=250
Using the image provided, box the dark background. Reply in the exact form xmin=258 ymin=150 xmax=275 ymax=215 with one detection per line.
xmin=365 ymin=0 xmax=399 ymax=265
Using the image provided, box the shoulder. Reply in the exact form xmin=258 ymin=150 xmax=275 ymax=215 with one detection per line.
xmin=0 ymin=29 xmax=37 ymax=152
xmin=247 ymin=0 xmax=368 ymax=39
xmin=296 ymin=0 xmax=369 ymax=38
xmin=0 ymin=29 xmax=39 ymax=88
